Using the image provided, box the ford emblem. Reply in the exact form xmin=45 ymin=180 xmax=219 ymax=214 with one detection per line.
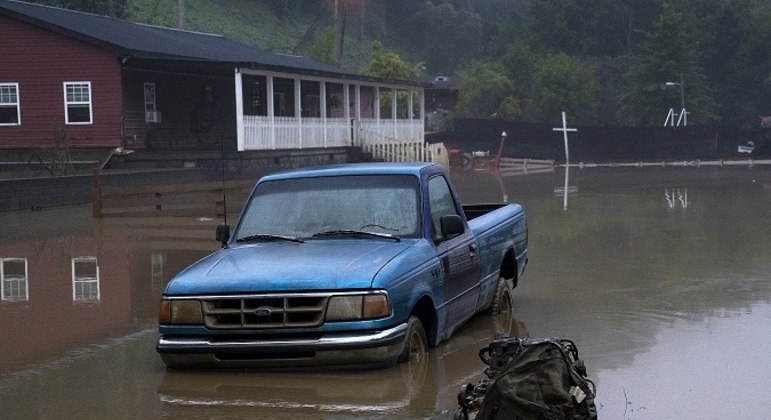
xmin=253 ymin=306 xmax=272 ymax=317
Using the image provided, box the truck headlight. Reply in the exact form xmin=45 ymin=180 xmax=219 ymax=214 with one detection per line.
xmin=158 ymin=299 xmax=204 ymax=325
xmin=326 ymin=293 xmax=390 ymax=321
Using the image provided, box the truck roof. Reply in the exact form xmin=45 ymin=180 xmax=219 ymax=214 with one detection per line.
xmin=259 ymin=162 xmax=438 ymax=182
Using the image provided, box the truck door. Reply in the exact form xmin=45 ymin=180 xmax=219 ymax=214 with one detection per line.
xmin=427 ymin=175 xmax=480 ymax=332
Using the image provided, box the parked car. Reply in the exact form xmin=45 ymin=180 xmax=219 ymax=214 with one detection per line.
xmin=156 ymin=162 xmax=528 ymax=368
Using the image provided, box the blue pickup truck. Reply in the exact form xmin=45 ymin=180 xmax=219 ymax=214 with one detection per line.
xmin=157 ymin=162 xmax=527 ymax=369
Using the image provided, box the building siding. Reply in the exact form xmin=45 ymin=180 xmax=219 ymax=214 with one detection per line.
xmin=121 ymin=69 xmax=237 ymax=150
xmin=0 ymin=15 xmax=123 ymax=149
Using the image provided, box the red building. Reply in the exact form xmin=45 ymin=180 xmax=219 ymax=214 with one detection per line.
xmin=0 ymin=0 xmax=426 ymax=160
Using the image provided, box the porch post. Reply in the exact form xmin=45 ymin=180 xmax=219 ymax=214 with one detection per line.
xmin=420 ymin=87 xmax=425 ymax=142
xmin=295 ymin=78 xmax=302 ymax=148
xmin=234 ymin=68 xmax=244 ymax=151
xmin=392 ymin=87 xmax=397 ymax=141
xmin=320 ymin=81 xmax=327 ymax=147
xmin=343 ymin=82 xmax=351 ymax=145
xmin=354 ymin=84 xmax=361 ymax=146
xmin=267 ymin=75 xmax=275 ymax=149
xmin=408 ymin=90 xmax=414 ymax=139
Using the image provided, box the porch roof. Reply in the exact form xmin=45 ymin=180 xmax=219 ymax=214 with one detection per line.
xmin=0 ymin=0 xmax=424 ymax=87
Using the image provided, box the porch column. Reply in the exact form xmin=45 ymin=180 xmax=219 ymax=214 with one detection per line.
xmin=320 ymin=81 xmax=327 ymax=147
xmin=408 ymin=90 xmax=414 ymax=139
xmin=295 ymin=78 xmax=302 ymax=148
xmin=234 ymin=68 xmax=244 ymax=151
xmin=392 ymin=87 xmax=397 ymax=140
xmin=354 ymin=84 xmax=361 ymax=146
xmin=267 ymin=75 xmax=275 ymax=149
xmin=374 ymin=86 xmax=380 ymax=133
xmin=420 ymin=88 xmax=425 ymax=142
xmin=343 ymin=82 xmax=351 ymax=145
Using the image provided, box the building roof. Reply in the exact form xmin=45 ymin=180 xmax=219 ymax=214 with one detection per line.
xmin=0 ymin=0 xmax=423 ymax=86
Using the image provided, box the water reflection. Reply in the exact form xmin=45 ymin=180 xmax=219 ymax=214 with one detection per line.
xmin=0 ymin=207 xmax=217 ymax=373
xmin=0 ymin=165 xmax=770 ymax=419
xmin=157 ymin=311 xmax=525 ymax=419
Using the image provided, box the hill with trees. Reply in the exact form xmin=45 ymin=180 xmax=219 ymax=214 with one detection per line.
xmin=25 ymin=0 xmax=771 ymax=127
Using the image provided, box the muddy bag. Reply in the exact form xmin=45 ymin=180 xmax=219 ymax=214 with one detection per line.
xmin=455 ymin=336 xmax=597 ymax=420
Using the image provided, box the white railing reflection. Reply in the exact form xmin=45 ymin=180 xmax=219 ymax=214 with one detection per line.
xmin=665 ymin=188 xmax=688 ymax=209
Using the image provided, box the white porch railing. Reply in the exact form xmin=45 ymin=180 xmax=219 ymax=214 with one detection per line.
xmin=242 ymin=115 xmax=426 ymax=162
xmin=358 ymin=119 xmax=426 ymax=162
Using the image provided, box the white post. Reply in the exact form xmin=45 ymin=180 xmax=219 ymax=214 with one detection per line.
xmin=320 ymin=81 xmax=327 ymax=147
xmin=234 ymin=68 xmax=244 ymax=151
xmin=267 ymin=75 xmax=275 ymax=149
xmin=664 ymin=108 xmax=675 ymax=127
xmin=295 ymin=78 xmax=302 ymax=148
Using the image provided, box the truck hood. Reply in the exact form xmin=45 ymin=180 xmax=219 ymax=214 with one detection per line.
xmin=164 ymin=240 xmax=415 ymax=295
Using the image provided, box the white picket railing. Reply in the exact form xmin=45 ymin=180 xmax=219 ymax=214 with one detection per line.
xmin=358 ymin=119 xmax=426 ymax=162
xmin=242 ymin=115 xmax=426 ymax=162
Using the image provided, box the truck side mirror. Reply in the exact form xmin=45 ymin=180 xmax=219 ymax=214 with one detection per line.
xmin=440 ymin=214 xmax=465 ymax=238
xmin=216 ymin=224 xmax=230 ymax=245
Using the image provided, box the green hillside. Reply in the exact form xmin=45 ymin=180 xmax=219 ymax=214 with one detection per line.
xmin=126 ymin=0 xmax=375 ymax=72
xmin=128 ymin=0 xmax=306 ymax=52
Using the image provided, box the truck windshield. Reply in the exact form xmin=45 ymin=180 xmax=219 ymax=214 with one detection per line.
xmin=235 ymin=174 xmax=421 ymax=240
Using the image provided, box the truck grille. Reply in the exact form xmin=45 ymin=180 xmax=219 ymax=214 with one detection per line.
xmin=201 ymin=295 xmax=328 ymax=329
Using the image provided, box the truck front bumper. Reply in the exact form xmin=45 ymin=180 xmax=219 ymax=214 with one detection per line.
xmin=157 ymin=322 xmax=408 ymax=369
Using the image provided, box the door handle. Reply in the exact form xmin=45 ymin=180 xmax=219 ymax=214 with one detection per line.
xmin=469 ymin=243 xmax=478 ymax=256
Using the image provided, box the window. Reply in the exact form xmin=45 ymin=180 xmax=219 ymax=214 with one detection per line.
xmin=272 ymin=77 xmax=295 ymax=117
xmin=64 ymin=82 xmax=92 ymax=124
xmin=144 ymin=82 xmax=160 ymax=122
xmin=0 ymin=83 xmax=20 ymax=125
xmin=236 ymin=175 xmax=421 ymax=239
xmin=1 ymin=258 xmax=29 ymax=301
xmin=72 ymin=257 xmax=100 ymax=302
xmin=242 ymin=75 xmax=267 ymax=116
xmin=301 ymin=80 xmax=320 ymax=118
xmin=326 ymin=83 xmax=344 ymax=118
xmin=428 ymin=175 xmax=460 ymax=238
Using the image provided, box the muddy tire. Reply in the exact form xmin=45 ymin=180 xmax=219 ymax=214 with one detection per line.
xmin=398 ymin=315 xmax=428 ymax=363
xmin=490 ymin=277 xmax=514 ymax=316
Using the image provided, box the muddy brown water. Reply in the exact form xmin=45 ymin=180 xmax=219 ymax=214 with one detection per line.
xmin=1 ymin=165 xmax=769 ymax=419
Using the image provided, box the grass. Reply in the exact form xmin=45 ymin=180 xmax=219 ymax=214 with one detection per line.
xmin=125 ymin=0 xmax=375 ymax=71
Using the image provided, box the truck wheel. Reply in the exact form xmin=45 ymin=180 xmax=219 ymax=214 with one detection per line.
xmin=490 ymin=277 xmax=514 ymax=316
xmin=398 ymin=315 xmax=428 ymax=364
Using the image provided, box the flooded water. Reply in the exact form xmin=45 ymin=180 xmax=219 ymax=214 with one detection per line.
xmin=1 ymin=165 xmax=770 ymax=419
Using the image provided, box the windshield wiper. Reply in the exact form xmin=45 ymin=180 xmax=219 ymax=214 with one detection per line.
xmin=311 ymin=230 xmax=400 ymax=241
xmin=236 ymin=234 xmax=304 ymax=243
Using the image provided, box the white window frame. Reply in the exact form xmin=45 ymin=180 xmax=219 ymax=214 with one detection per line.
xmin=0 ymin=83 xmax=21 ymax=126
xmin=144 ymin=82 xmax=159 ymax=122
xmin=72 ymin=256 xmax=100 ymax=302
xmin=63 ymin=81 xmax=93 ymax=125
xmin=1 ymin=258 xmax=29 ymax=301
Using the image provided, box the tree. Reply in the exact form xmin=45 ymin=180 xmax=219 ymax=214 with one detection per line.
xmin=307 ymin=27 xmax=338 ymax=66
xmin=622 ymin=2 xmax=716 ymax=126
xmin=361 ymin=41 xmax=424 ymax=80
xmin=453 ymin=61 xmax=519 ymax=120
xmin=527 ymin=53 xmax=598 ymax=124
xmin=525 ymin=0 xmax=659 ymax=57
xmin=405 ymin=1 xmax=483 ymax=74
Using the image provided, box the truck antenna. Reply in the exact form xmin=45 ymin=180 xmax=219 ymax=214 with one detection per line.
xmin=220 ymin=134 xmax=228 ymax=227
